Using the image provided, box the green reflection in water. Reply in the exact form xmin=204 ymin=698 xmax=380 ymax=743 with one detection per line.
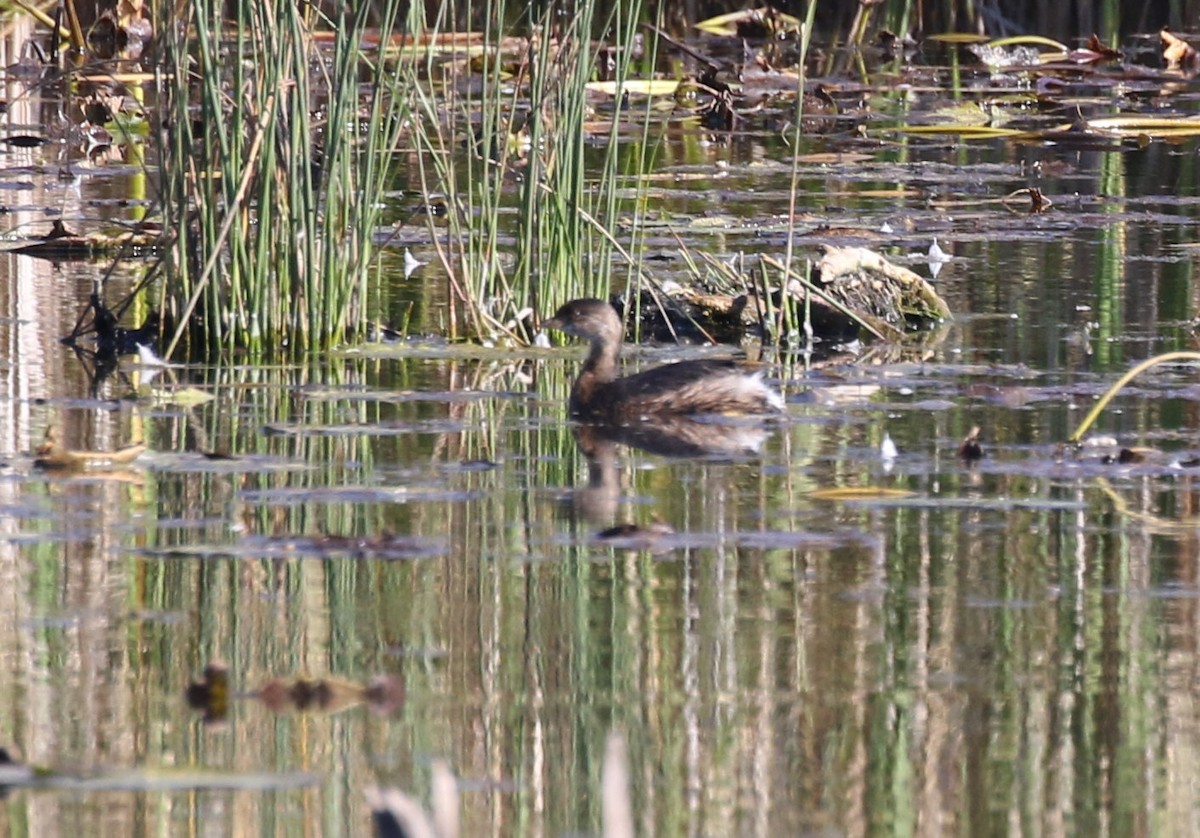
xmin=0 ymin=351 xmax=1197 ymax=835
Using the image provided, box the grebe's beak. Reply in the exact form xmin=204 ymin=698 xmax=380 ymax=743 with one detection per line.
xmin=544 ymin=315 xmax=574 ymax=337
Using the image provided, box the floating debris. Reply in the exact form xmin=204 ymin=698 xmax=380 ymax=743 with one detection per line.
xmin=285 ymin=531 xmax=445 ymax=560
xmin=801 ymin=245 xmax=951 ymax=340
xmin=12 ymin=220 xmax=161 ymax=259
xmin=959 ymin=426 xmax=984 ymax=463
xmin=34 ymin=426 xmax=147 ymax=471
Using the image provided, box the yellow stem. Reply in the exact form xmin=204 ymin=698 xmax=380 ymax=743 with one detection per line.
xmin=1068 ymin=351 xmax=1200 ymax=443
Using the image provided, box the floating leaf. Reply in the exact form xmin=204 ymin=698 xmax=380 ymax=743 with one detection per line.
xmin=986 ymin=34 xmax=1070 ymax=52
xmin=925 ymin=101 xmax=991 ymax=126
xmin=77 ymin=71 xmax=159 ymax=84
xmin=794 ymin=152 xmax=874 ymax=165
xmin=585 ymin=79 xmax=680 ymax=97
xmin=1087 ymin=115 xmax=1200 ymax=138
xmin=376 ymin=31 xmax=528 ymax=59
xmin=892 ymin=124 xmax=1029 ymax=139
xmin=926 ymin=33 xmax=989 ymax=45
xmin=809 ymin=486 xmax=918 ymax=501
xmin=694 ymin=8 xmax=803 ymax=36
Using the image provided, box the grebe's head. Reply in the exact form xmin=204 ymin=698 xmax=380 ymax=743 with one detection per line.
xmin=544 ymin=298 xmax=623 ymax=343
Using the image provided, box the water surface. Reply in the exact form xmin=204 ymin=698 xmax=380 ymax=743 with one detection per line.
xmin=2 ymin=24 xmax=1200 ymax=838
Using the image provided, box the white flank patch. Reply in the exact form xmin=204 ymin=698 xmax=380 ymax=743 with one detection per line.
xmin=735 ymin=371 xmax=785 ymax=411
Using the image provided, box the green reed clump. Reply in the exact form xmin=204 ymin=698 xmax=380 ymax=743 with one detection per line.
xmin=158 ymin=0 xmax=409 ymax=357
xmin=399 ymin=0 xmax=648 ymax=342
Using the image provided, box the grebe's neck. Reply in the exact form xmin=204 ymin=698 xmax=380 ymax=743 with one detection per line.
xmin=582 ymin=335 xmax=621 ymax=383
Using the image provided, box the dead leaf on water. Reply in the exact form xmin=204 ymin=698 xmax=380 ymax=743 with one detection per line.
xmin=694 ymin=7 xmax=802 ymax=37
xmin=1001 ymin=187 xmax=1053 ymax=214
xmin=34 ymin=426 xmax=147 ymax=471
xmin=1069 ymin=33 xmax=1121 ymax=64
xmin=1161 ymin=29 xmax=1199 ymax=73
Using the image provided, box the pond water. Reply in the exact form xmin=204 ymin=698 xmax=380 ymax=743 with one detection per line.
xmin=3 ymin=20 xmax=1200 ymax=838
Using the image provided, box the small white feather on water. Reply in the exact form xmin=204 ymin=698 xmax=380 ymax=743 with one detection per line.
xmin=404 ymin=248 xmax=425 ymax=278
xmin=881 ymin=433 xmax=898 ymax=473
xmin=926 ymin=237 xmax=950 ymax=279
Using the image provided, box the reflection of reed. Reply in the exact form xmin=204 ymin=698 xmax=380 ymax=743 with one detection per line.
xmin=368 ymin=731 xmax=633 ymax=838
xmin=367 ymin=760 xmax=458 ymax=838
xmin=14 ymin=352 xmax=1200 ymax=835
